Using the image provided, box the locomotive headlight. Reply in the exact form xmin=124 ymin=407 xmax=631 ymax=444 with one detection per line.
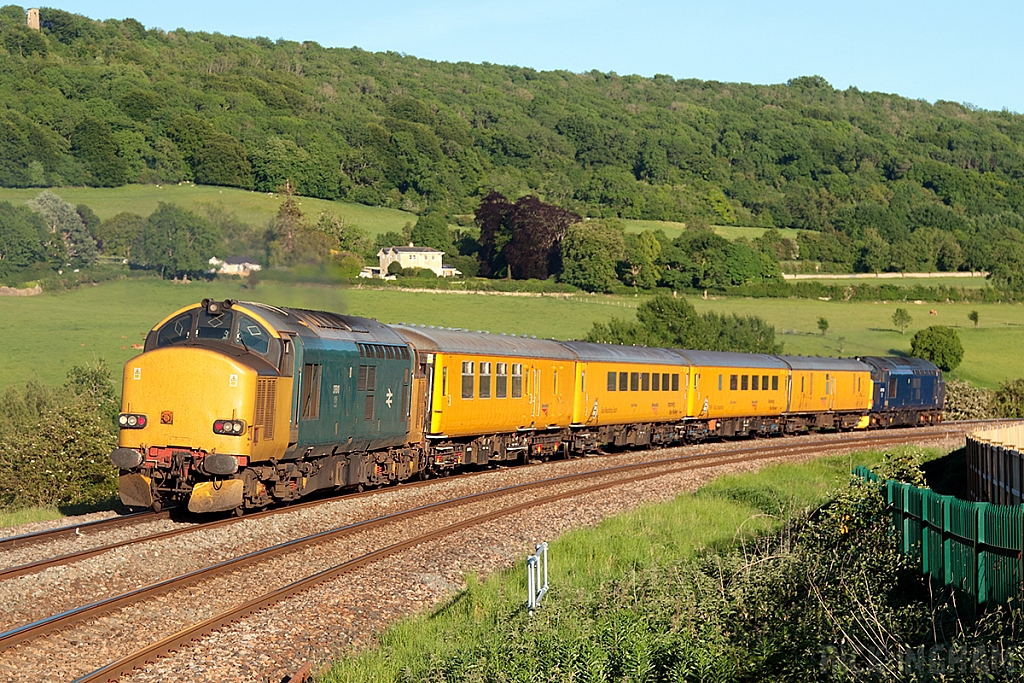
xmin=118 ymin=413 xmax=147 ymax=429
xmin=213 ymin=419 xmax=245 ymax=436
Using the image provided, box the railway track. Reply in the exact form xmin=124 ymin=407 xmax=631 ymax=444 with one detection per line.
xmin=0 ymin=424 xmax=974 ymax=682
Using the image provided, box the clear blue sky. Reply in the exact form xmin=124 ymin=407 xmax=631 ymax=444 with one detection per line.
xmin=56 ymin=0 xmax=1024 ymax=113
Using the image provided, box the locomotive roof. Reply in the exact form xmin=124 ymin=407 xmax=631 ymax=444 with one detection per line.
xmin=776 ymin=355 xmax=871 ymax=372
xmin=237 ymin=303 xmax=408 ymax=345
xmin=390 ymin=324 xmax=577 ymax=360
xmin=560 ymin=341 xmax=689 ymax=365
xmin=858 ymin=356 xmax=941 ymax=375
xmin=670 ymin=349 xmax=790 ymax=369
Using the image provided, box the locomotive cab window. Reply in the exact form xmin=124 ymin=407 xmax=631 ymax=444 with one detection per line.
xmin=156 ymin=312 xmax=193 ymax=347
xmin=236 ymin=315 xmax=271 ymax=355
xmin=197 ymin=310 xmax=233 ymax=341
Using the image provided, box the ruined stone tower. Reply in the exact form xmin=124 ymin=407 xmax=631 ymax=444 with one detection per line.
xmin=27 ymin=8 xmax=39 ymax=30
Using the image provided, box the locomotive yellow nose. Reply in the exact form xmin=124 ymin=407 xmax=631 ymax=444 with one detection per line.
xmin=119 ymin=346 xmax=259 ymax=455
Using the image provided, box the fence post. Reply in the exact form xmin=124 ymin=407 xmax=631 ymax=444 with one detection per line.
xmin=977 ymin=502 xmax=989 ymax=609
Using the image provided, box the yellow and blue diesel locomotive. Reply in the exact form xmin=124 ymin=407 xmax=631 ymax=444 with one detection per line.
xmin=111 ymin=300 xmax=945 ymax=514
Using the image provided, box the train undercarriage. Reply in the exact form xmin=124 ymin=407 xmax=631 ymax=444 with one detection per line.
xmin=118 ymin=408 xmax=900 ymax=515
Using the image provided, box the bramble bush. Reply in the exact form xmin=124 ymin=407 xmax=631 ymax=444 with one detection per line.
xmin=0 ymin=362 xmax=119 ymax=510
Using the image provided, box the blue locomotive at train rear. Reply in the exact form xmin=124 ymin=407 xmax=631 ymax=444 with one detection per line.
xmin=111 ymin=300 xmax=417 ymax=514
xmin=859 ymin=356 xmax=945 ymax=426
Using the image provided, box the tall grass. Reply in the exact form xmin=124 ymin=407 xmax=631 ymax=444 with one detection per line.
xmin=320 ymin=448 xmax=938 ymax=682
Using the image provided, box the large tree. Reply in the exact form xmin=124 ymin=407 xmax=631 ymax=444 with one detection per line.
xmin=136 ymin=203 xmax=219 ymax=277
xmin=475 ymin=191 xmax=580 ymax=280
xmin=560 ymin=221 xmax=624 ymax=293
xmin=27 ymin=191 xmax=97 ymax=266
xmin=909 ymin=325 xmax=963 ymax=372
xmin=0 ymin=201 xmax=47 ymax=278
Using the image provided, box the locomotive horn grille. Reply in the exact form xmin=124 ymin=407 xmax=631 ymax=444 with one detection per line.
xmin=255 ymin=378 xmax=277 ymax=441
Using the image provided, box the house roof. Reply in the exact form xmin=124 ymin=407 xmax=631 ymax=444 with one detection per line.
xmin=380 ymin=245 xmax=443 ymax=254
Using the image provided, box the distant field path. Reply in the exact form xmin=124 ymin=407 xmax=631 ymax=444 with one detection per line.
xmin=785 ymin=271 xmax=989 ymax=281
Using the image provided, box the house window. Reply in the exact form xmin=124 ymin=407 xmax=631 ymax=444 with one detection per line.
xmin=512 ymin=363 xmax=523 ymax=398
xmin=462 ymin=361 xmax=474 ymax=399
xmin=652 ymin=373 xmax=660 ymax=391
xmin=496 ymin=363 xmax=508 ymax=398
xmin=641 ymin=373 xmax=650 ymax=391
xmin=619 ymin=372 xmax=628 ymax=391
xmin=630 ymin=372 xmax=639 ymax=392
xmin=301 ymin=364 xmax=321 ymax=420
xmin=607 ymin=371 xmax=617 ymax=391
xmin=479 ymin=362 xmax=491 ymax=399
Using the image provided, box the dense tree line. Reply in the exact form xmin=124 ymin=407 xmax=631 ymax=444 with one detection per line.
xmin=2 ymin=7 xmax=1024 ymax=284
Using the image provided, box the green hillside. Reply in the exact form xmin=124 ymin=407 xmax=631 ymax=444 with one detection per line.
xmin=0 ymin=184 xmax=414 ymax=235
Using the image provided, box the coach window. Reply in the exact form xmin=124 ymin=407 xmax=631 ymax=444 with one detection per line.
xmin=801 ymin=377 xmax=805 ymax=393
xmin=462 ymin=362 xmax=475 ymax=399
xmin=718 ymin=374 xmax=723 ymax=391
xmin=641 ymin=373 xmax=650 ymax=391
xmin=512 ymin=363 xmax=523 ymax=398
xmin=619 ymin=372 xmax=628 ymax=391
xmin=441 ymin=367 xmax=448 ymax=396
xmin=630 ymin=372 xmax=640 ymax=392
xmin=479 ymin=362 xmax=491 ymax=399
xmin=652 ymin=373 xmax=660 ymax=391
xmin=607 ymin=371 xmax=617 ymax=391
xmin=665 ymin=373 xmax=672 ymax=390
xmin=553 ymin=370 xmax=559 ymax=394
xmin=672 ymin=374 xmax=679 ymax=391
xmin=156 ymin=312 xmax=193 ymax=347
xmin=496 ymin=363 xmax=508 ymax=398
xmin=762 ymin=375 xmax=768 ymax=391
xmin=730 ymin=375 xmax=738 ymax=391
xmin=825 ymin=374 xmax=831 ymax=395
xmin=772 ymin=375 xmax=779 ymax=391
xmin=751 ymin=375 xmax=759 ymax=391
xmin=741 ymin=375 xmax=749 ymax=391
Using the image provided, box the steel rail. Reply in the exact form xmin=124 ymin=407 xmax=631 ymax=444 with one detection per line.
xmin=69 ymin=426 xmax=963 ymax=683
xmin=0 ymin=421 xmax=970 ymax=582
xmin=4 ymin=425 xmax=960 ymax=662
xmin=0 ymin=510 xmax=169 ymax=553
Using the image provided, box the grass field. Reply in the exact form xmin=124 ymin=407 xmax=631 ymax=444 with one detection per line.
xmin=622 ymin=219 xmax=806 ymax=242
xmin=2 ymin=281 xmax=1021 ymax=391
xmin=0 ymin=184 xmax=415 ymax=236
xmin=787 ymin=275 xmax=992 ymax=289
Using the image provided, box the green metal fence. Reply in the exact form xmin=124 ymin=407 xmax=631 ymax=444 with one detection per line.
xmin=854 ymin=465 xmax=1024 ymax=609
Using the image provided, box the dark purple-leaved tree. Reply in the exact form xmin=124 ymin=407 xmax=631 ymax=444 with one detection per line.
xmin=475 ymin=191 xmax=580 ymax=280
